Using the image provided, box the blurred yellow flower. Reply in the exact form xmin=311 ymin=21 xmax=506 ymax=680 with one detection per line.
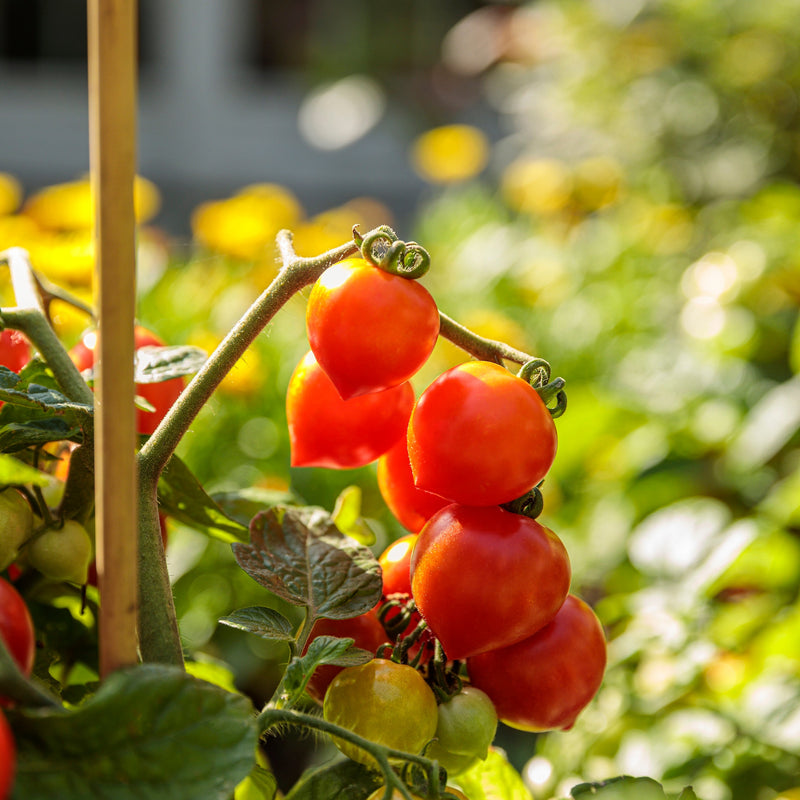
xmin=0 ymin=214 xmax=41 ymax=251
xmin=411 ymin=124 xmax=489 ymax=184
xmin=0 ymin=173 xmax=22 ymax=216
xmin=191 ymin=183 xmax=302 ymax=262
xmin=572 ymin=156 xmax=624 ymax=212
xmin=27 ymin=230 xmax=95 ymax=285
xmin=501 ymin=157 xmax=572 ymax=215
xmin=23 ymin=175 xmax=161 ymax=231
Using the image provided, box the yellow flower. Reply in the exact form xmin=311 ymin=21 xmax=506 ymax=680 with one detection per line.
xmin=411 ymin=124 xmax=489 ymax=184
xmin=0 ymin=173 xmax=22 ymax=216
xmin=501 ymin=157 xmax=572 ymax=215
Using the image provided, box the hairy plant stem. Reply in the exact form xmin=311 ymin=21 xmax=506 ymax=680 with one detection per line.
xmin=135 ymin=231 xmax=359 ymax=664
xmin=258 ymin=707 xmax=442 ymax=800
xmin=437 ymin=310 xmax=532 ymax=366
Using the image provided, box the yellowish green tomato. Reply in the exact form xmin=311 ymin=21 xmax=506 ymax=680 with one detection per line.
xmin=27 ymin=519 xmax=93 ymax=584
xmin=323 ymin=658 xmax=438 ymax=768
xmin=0 ymin=488 xmax=34 ymax=570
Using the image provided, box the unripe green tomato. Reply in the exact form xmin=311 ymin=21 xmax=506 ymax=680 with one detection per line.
xmin=27 ymin=520 xmax=93 ymax=584
xmin=426 ymin=686 xmax=497 ymax=775
xmin=0 ymin=488 xmax=34 ymax=571
xmin=323 ymin=658 xmax=438 ymax=767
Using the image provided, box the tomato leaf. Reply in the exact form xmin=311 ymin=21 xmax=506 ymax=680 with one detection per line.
xmin=235 ymin=764 xmax=279 ymax=800
xmin=213 ymin=486 xmax=301 ymax=529
xmin=570 ymin=776 xmax=667 ymax=799
xmin=9 ymin=663 xmax=257 ymax=799
xmin=454 ymin=748 xmax=533 ymax=800
xmin=133 ymin=344 xmax=207 ymax=384
xmin=158 ymin=454 xmax=249 ymax=542
xmin=285 ymin=758 xmax=381 ymax=800
xmin=232 ymin=505 xmax=382 ymax=621
xmin=0 ymin=366 xmax=93 ymax=420
xmin=332 ymin=485 xmax=376 ymax=546
xmin=0 ymin=417 xmax=81 ymax=452
xmin=219 ymin=606 xmax=296 ymax=641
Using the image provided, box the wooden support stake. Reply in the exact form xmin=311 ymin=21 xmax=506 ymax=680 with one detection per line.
xmin=87 ymin=0 xmax=140 ymax=674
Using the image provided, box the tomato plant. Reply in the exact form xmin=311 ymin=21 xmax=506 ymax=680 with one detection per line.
xmin=306 ymin=257 xmax=439 ymax=399
xmin=70 ymin=325 xmax=185 ymax=436
xmin=0 ymin=489 xmax=33 ymax=572
xmin=0 ymin=578 xmax=35 ymax=678
xmin=0 ymin=709 xmax=15 ymax=800
xmin=467 ymin=594 xmax=607 ymax=732
xmin=286 ymin=350 xmax=415 ymax=469
xmin=377 ymin=439 xmax=449 ymax=533
xmin=407 ymin=361 xmax=558 ymax=506
xmin=322 ymin=658 xmax=438 ymax=767
xmin=410 ymin=504 xmax=571 ymax=660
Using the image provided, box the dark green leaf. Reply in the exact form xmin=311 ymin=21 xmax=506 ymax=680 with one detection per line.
xmin=219 ymin=606 xmax=296 ymax=641
xmin=0 ymin=631 xmax=61 ymax=708
xmin=213 ymin=486 xmax=300 ymax=529
xmin=134 ymin=344 xmax=207 ymax=383
xmin=158 ymin=455 xmax=249 ymax=542
xmin=455 ymin=748 xmax=533 ymax=800
xmin=0 ymin=373 xmax=92 ymax=419
xmin=285 ymin=759 xmax=381 ymax=800
xmin=0 ymin=418 xmax=81 ymax=452
xmin=571 ymin=776 xmax=667 ymax=799
xmin=231 ymin=505 xmax=382 ymax=620
xmin=10 ymin=663 xmax=257 ymax=800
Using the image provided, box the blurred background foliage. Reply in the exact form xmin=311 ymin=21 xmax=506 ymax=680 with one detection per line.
xmin=3 ymin=0 xmax=800 ymax=798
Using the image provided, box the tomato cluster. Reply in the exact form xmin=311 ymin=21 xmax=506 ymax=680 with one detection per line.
xmin=292 ymin=251 xmax=606 ymax=772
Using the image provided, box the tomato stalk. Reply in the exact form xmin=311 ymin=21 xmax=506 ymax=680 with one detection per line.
xmin=258 ymin=706 xmax=446 ymax=800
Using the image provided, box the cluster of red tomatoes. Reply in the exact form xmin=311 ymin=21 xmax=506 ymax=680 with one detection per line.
xmin=288 ymin=254 xmax=607 ymax=770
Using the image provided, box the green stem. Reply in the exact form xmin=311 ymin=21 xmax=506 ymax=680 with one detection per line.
xmin=437 ymin=310 xmax=533 ymax=366
xmin=258 ymin=707 xmax=437 ymax=800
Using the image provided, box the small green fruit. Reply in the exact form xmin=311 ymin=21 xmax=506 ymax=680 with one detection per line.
xmin=28 ymin=519 xmax=93 ymax=584
xmin=0 ymin=488 xmax=34 ymax=570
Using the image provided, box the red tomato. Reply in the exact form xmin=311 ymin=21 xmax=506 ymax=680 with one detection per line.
xmin=306 ymin=257 xmax=439 ymax=399
xmin=70 ymin=326 xmax=184 ymax=436
xmin=0 ymin=709 xmax=15 ymax=800
xmin=0 ymin=578 xmax=35 ymax=677
xmin=378 ymin=534 xmax=417 ymax=597
xmin=286 ymin=351 xmax=414 ymax=469
xmin=467 ymin=595 xmax=607 ymax=732
xmin=0 ymin=330 xmax=31 ymax=374
xmin=407 ymin=361 xmax=557 ymax=506
xmin=410 ymin=504 xmax=570 ymax=660
xmin=303 ymin=609 xmax=390 ymax=703
xmin=377 ymin=439 xmax=449 ymax=533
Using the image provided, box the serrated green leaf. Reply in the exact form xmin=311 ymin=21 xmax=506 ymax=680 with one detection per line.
xmin=0 ymin=418 xmax=81 ymax=452
xmin=10 ymin=663 xmax=257 ymax=800
xmin=0 ymin=453 xmax=50 ymax=485
xmin=213 ymin=486 xmax=301 ymax=529
xmin=235 ymin=764 xmax=279 ymax=800
xmin=232 ymin=505 xmax=382 ymax=620
xmin=570 ymin=776 xmax=667 ymax=799
xmin=455 ymin=748 xmax=533 ymax=800
xmin=158 ymin=454 xmax=249 ymax=542
xmin=332 ymin=485 xmax=375 ymax=546
xmin=285 ymin=759 xmax=381 ymax=800
xmin=134 ymin=344 xmax=207 ymax=383
xmin=219 ymin=606 xmax=296 ymax=641
xmin=0 ymin=374 xmax=93 ymax=420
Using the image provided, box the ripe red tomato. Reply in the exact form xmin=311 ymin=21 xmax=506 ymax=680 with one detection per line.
xmin=0 ymin=709 xmax=15 ymax=800
xmin=378 ymin=534 xmax=418 ymax=597
xmin=303 ymin=609 xmax=390 ymax=703
xmin=467 ymin=594 xmax=607 ymax=732
xmin=306 ymin=257 xmax=439 ymax=399
xmin=0 ymin=578 xmax=35 ymax=677
xmin=0 ymin=330 xmax=31 ymax=374
xmin=410 ymin=504 xmax=570 ymax=660
xmin=377 ymin=439 xmax=449 ymax=533
xmin=286 ymin=351 xmax=414 ymax=469
xmin=407 ymin=361 xmax=557 ymax=506
xmin=70 ymin=325 xmax=185 ymax=435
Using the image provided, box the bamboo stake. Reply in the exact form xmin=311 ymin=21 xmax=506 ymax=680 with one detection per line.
xmin=87 ymin=0 xmax=140 ymax=674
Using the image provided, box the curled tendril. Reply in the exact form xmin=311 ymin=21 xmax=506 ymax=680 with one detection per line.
xmin=355 ymin=225 xmax=431 ymax=279
xmin=502 ymin=485 xmax=544 ymax=520
xmin=536 ymin=377 xmax=568 ymax=418
xmin=517 ymin=358 xmax=551 ymax=388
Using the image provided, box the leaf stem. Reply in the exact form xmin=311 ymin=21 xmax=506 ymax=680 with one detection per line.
xmin=437 ymin=310 xmax=533 ymax=366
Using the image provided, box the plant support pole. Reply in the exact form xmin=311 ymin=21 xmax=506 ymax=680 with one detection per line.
xmin=88 ymin=0 xmax=140 ymax=674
